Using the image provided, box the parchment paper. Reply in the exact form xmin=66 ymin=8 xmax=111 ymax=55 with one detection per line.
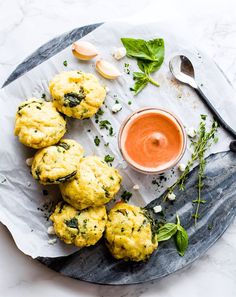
xmin=0 ymin=22 xmax=232 ymax=258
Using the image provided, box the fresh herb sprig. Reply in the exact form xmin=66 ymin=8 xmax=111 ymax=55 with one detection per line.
xmin=163 ymin=115 xmax=218 ymax=224
xmin=121 ymin=38 xmax=164 ymax=95
xmin=192 ymin=119 xmax=218 ymax=224
xmin=157 ymin=214 xmax=189 ymax=256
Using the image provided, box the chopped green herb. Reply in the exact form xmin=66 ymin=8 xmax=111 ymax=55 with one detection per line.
xmin=65 ymin=217 xmax=78 ymax=229
xmin=64 ymin=88 xmax=85 ymax=107
xmin=99 ymin=120 xmax=111 ymax=129
xmin=104 ymin=155 xmax=114 ymax=163
xmin=128 ymin=101 xmax=132 ymax=105
xmin=109 ymin=126 xmax=114 ymax=136
xmin=57 ymin=141 xmax=70 ymax=150
xmin=41 ymin=93 xmax=46 ymax=99
xmin=94 ymin=136 xmax=100 ymax=146
xmin=63 ymin=60 xmax=68 ymax=67
xmin=104 ymin=142 xmax=109 ymax=147
xmin=121 ymin=191 xmax=132 ymax=202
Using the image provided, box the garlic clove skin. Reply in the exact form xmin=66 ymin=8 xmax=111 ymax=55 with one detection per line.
xmin=95 ymin=60 xmax=121 ymax=80
xmin=72 ymin=41 xmax=98 ymax=60
xmin=113 ymin=47 xmax=126 ymax=60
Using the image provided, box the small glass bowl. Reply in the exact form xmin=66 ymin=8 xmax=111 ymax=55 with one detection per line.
xmin=118 ymin=107 xmax=187 ymax=175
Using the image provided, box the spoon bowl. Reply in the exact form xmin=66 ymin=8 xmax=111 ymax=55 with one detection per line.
xmin=169 ymin=55 xmax=198 ymax=89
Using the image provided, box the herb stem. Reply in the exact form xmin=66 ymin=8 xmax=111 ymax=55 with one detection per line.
xmin=148 ymin=76 xmax=160 ymax=87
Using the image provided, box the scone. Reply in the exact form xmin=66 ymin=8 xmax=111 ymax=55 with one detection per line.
xmin=31 ymin=139 xmax=84 ymax=185
xmin=50 ymin=202 xmax=107 ymax=247
xmin=14 ymin=99 xmax=66 ymax=149
xmin=49 ymin=71 xmax=106 ymax=119
xmin=60 ymin=156 xmax=122 ymax=210
xmin=105 ymin=202 xmax=158 ymax=262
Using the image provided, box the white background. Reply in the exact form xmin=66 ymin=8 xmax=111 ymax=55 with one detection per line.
xmin=0 ymin=0 xmax=236 ymax=296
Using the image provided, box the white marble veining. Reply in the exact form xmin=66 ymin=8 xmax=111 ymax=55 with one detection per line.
xmin=0 ymin=0 xmax=236 ymax=296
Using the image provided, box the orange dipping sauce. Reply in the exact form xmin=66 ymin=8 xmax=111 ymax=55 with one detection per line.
xmin=119 ymin=108 xmax=186 ymax=174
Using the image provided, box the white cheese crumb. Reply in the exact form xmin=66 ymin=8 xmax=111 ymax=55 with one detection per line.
xmin=105 ymin=86 xmax=110 ymax=93
xmin=113 ymin=47 xmax=126 ymax=60
xmin=47 ymin=226 xmax=55 ymax=235
xmin=111 ymin=103 xmax=122 ymax=113
xmin=25 ymin=157 xmax=33 ymax=166
xmin=187 ymin=127 xmax=196 ymax=138
xmin=178 ymin=163 xmax=186 ymax=172
xmin=153 ymin=205 xmax=162 ymax=213
xmin=167 ymin=193 xmax=176 ymax=201
xmin=133 ymin=184 xmax=140 ymax=190
xmin=48 ymin=238 xmax=57 ymax=245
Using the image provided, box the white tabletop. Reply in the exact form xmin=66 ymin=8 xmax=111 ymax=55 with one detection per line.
xmin=1 ymin=0 xmax=236 ymax=296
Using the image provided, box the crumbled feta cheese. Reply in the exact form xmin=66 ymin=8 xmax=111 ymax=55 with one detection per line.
xmin=178 ymin=163 xmax=186 ymax=172
xmin=187 ymin=127 xmax=196 ymax=138
xmin=167 ymin=193 xmax=176 ymax=201
xmin=113 ymin=47 xmax=126 ymax=60
xmin=26 ymin=157 xmax=33 ymax=166
xmin=133 ymin=184 xmax=140 ymax=190
xmin=105 ymin=86 xmax=110 ymax=93
xmin=48 ymin=238 xmax=57 ymax=245
xmin=153 ymin=205 xmax=162 ymax=213
xmin=47 ymin=226 xmax=55 ymax=235
xmin=111 ymin=103 xmax=122 ymax=113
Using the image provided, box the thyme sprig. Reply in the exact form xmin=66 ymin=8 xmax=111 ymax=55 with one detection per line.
xmin=163 ymin=115 xmax=218 ymax=224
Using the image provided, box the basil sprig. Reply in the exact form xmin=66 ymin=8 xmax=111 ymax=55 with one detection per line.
xmin=121 ymin=37 xmax=164 ymax=95
xmin=157 ymin=215 xmax=189 ymax=256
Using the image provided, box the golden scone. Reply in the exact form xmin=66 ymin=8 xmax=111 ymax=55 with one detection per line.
xmin=105 ymin=203 xmax=158 ymax=262
xmin=50 ymin=202 xmax=107 ymax=247
xmin=60 ymin=156 xmax=122 ymax=210
xmin=49 ymin=71 xmax=106 ymax=119
xmin=14 ymin=99 xmax=66 ymax=149
xmin=31 ymin=139 xmax=84 ymax=185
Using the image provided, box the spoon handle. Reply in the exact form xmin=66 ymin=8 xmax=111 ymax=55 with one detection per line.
xmin=196 ymin=87 xmax=236 ymax=139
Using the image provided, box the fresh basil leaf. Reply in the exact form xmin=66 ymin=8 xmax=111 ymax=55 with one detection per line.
xmin=121 ymin=38 xmax=156 ymax=61
xmin=156 ymin=223 xmax=177 ymax=242
xmin=64 ymin=87 xmax=85 ymax=108
xmin=131 ymin=72 xmax=149 ymax=95
xmin=137 ymin=59 xmax=163 ymax=74
xmin=146 ymin=38 xmax=165 ymax=62
xmin=175 ymin=225 xmax=189 ymax=256
xmin=121 ymin=37 xmax=164 ymax=62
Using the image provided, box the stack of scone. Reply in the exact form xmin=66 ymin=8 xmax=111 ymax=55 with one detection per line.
xmin=14 ymin=70 xmax=158 ymax=262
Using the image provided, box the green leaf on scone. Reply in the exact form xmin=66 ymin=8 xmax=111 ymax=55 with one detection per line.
xmin=104 ymin=154 xmax=115 ymax=163
xmin=64 ymin=87 xmax=85 ymax=108
xmin=156 ymin=223 xmax=177 ymax=242
xmin=175 ymin=225 xmax=189 ymax=256
xmin=65 ymin=217 xmax=78 ymax=229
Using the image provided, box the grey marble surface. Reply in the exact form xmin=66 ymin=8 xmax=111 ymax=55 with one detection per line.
xmin=1 ymin=0 xmax=236 ymax=296
xmin=39 ymin=151 xmax=236 ymax=284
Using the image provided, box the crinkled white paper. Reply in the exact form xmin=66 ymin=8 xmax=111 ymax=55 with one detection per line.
xmin=0 ymin=22 xmax=232 ymax=258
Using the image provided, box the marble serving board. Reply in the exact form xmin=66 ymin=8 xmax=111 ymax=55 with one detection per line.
xmin=2 ymin=23 xmax=236 ymax=285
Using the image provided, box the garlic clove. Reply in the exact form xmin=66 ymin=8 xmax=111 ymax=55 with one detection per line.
xmin=95 ymin=60 xmax=121 ymax=80
xmin=72 ymin=41 xmax=98 ymax=60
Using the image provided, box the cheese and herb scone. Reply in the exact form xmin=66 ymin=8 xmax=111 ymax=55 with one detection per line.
xmin=60 ymin=156 xmax=122 ymax=210
xmin=31 ymin=139 xmax=84 ymax=185
xmin=50 ymin=201 xmax=107 ymax=247
xmin=49 ymin=71 xmax=106 ymax=119
xmin=14 ymin=99 xmax=66 ymax=149
xmin=105 ymin=203 xmax=158 ymax=262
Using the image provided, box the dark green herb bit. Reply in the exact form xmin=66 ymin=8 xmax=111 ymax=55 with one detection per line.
xmin=63 ymin=60 xmax=68 ymax=67
xmin=65 ymin=217 xmax=78 ymax=229
xmin=99 ymin=120 xmax=111 ymax=129
xmin=104 ymin=142 xmax=109 ymax=147
xmin=128 ymin=101 xmax=132 ymax=105
xmin=57 ymin=141 xmax=70 ymax=150
xmin=41 ymin=93 xmax=46 ymax=99
xmin=64 ymin=87 xmax=85 ymax=107
xmin=54 ymin=171 xmax=77 ymax=183
xmin=94 ymin=136 xmax=100 ymax=146
xmin=104 ymin=155 xmax=114 ymax=163
xmin=121 ymin=191 xmax=132 ymax=202
xmin=109 ymin=126 xmax=114 ymax=136
xmin=96 ymin=108 xmax=104 ymax=116
xmin=42 ymin=189 xmax=48 ymax=196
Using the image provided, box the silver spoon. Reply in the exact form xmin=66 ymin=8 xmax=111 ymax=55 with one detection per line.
xmin=169 ymin=55 xmax=236 ymax=152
